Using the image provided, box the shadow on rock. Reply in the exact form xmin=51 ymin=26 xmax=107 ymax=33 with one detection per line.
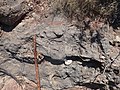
xmin=83 ymin=82 xmax=106 ymax=90
xmin=65 ymin=56 xmax=103 ymax=69
xmin=44 ymin=55 xmax=64 ymax=65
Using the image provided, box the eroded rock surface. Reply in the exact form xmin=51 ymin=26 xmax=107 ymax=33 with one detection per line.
xmin=0 ymin=0 xmax=30 ymax=26
xmin=0 ymin=13 xmax=120 ymax=90
xmin=0 ymin=76 xmax=37 ymax=90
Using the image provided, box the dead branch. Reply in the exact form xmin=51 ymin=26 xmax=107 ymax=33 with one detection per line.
xmin=33 ymin=34 xmax=41 ymax=90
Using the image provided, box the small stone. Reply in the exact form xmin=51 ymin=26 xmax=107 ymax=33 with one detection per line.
xmin=115 ymin=36 xmax=120 ymax=42
xmin=64 ymin=60 xmax=73 ymax=65
xmin=28 ymin=3 xmax=31 ymax=6
xmin=77 ymin=62 xmax=82 ymax=65
xmin=41 ymin=6 xmax=44 ymax=11
xmin=100 ymin=56 xmax=105 ymax=60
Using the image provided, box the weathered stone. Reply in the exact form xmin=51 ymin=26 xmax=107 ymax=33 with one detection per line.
xmin=0 ymin=0 xmax=30 ymax=26
xmin=1 ymin=76 xmax=37 ymax=90
xmin=0 ymin=11 xmax=120 ymax=90
xmin=65 ymin=60 xmax=73 ymax=65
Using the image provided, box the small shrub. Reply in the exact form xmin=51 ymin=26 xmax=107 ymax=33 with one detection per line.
xmin=50 ymin=0 xmax=119 ymax=27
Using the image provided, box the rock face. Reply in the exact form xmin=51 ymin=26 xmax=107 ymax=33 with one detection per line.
xmin=0 ymin=11 xmax=120 ymax=90
xmin=0 ymin=76 xmax=37 ymax=90
xmin=0 ymin=0 xmax=29 ymax=26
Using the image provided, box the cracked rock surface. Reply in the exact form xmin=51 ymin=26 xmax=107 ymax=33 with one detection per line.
xmin=0 ymin=0 xmax=30 ymax=26
xmin=0 ymin=12 xmax=120 ymax=90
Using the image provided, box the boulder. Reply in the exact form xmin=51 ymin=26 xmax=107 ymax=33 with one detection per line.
xmin=0 ymin=0 xmax=30 ymax=26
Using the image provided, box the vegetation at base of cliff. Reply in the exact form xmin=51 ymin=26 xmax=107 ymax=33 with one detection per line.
xmin=50 ymin=0 xmax=119 ymax=27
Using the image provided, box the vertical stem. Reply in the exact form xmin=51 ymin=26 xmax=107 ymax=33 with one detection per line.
xmin=33 ymin=34 xmax=41 ymax=90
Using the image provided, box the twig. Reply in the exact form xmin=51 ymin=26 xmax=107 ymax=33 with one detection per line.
xmin=91 ymin=53 xmax=120 ymax=83
xmin=33 ymin=34 xmax=41 ymax=90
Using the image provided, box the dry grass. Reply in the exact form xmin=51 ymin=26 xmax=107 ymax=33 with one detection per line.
xmin=30 ymin=0 xmax=119 ymax=28
xmin=50 ymin=0 xmax=118 ymax=24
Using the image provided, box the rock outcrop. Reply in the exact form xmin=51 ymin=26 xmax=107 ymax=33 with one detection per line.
xmin=0 ymin=0 xmax=30 ymax=26
xmin=0 ymin=14 xmax=120 ymax=90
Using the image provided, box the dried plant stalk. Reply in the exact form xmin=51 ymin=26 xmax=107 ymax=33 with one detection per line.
xmin=33 ymin=34 xmax=41 ymax=90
